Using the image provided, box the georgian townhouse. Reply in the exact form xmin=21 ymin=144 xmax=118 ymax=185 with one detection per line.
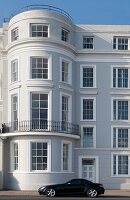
xmin=0 ymin=5 xmax=130 ymax=190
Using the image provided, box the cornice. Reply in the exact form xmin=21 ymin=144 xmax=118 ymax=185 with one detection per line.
xmin=110 ymin=88 xmax=130 ymax=95
xmin=79 ymin=88 xmax=98 ymax=95
xmin=0 ymin=132 xmax=80 ymax=139
xmin=26 ymin=79 xmax=54 ymax=88
xmin=75 ymin=147 xmax=130 ymax=151
xmin=9 ymin=83 xmax=21 ymax=91
xmin=6 ymin=38 xmax=77 ymax=55
xmin=59 ymin=83 xmax=74 ymax=93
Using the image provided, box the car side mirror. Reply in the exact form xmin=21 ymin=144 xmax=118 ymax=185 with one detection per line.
xmin=67 ymin=182 xmax=71 ymax=185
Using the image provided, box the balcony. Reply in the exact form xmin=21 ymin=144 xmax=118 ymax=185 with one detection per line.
xmin=1 ymin=120 xmax=79 ymax=135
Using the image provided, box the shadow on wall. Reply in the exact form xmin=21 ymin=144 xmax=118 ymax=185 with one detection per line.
xmin=4 ymin=174 xmax=21 ymax=190
xmin=0 ymin=171 xmax=3 ymax=190
xmin=76 ymin=25 xmax=113 ymax=50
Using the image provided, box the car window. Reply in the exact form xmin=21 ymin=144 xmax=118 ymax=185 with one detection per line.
xmin=67 ymin=179 xmax=81 ymax=185
xmin=84 ymin=179 xmax=92 ymax=185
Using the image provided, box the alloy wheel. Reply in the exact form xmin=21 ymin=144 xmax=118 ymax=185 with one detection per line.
xmin=47 ymin=188 xmax=56 ymax=197
xmin=87 ymin=188 xmax=98 ymax=198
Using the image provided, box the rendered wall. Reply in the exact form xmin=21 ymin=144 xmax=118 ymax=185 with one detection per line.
xmin=0 ymin=139 xmax=3 ymax=190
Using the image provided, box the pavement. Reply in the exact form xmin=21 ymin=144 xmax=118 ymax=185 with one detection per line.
xmin=0 ymin=190 xmax=130 ymax=197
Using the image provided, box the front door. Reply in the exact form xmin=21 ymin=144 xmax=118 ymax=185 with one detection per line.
xmin=82 ymin=159 xmax=95 ymax=182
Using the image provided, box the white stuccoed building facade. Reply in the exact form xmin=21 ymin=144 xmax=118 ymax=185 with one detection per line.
xmin=0 ymin=5 xmax=130 ymax=190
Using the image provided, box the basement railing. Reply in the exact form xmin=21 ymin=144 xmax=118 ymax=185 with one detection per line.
xmin=1 ymin=120 xmax=79 ymax=135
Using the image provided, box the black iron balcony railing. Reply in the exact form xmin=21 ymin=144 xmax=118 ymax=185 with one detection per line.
xmin=1 ymin=120 xmax=79 ymax=135
xmin=4 ymin=5 xmax=73 ymax=23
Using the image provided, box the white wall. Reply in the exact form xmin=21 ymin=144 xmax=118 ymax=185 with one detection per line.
xmin=0 ymin=139 xmax=3 ymax=189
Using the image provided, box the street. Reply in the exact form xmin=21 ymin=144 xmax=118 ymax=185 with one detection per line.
xmin=0 ymin=195 xmax=130 ymax=200
xmin=0 ymin=190 xmax=130 ymax=200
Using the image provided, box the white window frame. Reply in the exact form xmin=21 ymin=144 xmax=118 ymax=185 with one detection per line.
xmin=111 ymin=65 xmax=130 ymax=88
xmin=30 ymin=55 xmax=52 ymax=80
xmin=11 ymin=27 xmax=19 ymax=41
xmin=83 ymin=36 xmax=94 ymax=49
xmin=30 ymin=57 xmax=48 ymax=79
xmin=113 ymin=37 xmax=129 ymax=50
xmin=30 ymin=23 xmax=49 ymax=37
xmin=29 ymin=90 xmax=52 ymax=128
xmin=81 ymin=125 xmax=96 ymax=148
xmin=61 ymin=140 xmax=72 ymax=172
xmin=81 ymin=97 xmax=96 ymax=121
xmin=111 ymin=125 xmax=130 ymax=148
xmin=29 ymin=139 xmax=51 ymax=172
xmin=111 ymin=97 xmax=130 ymax=121
xmin=60 ymin=57 xmax=72 ymax=85
xmin=60 ymin=92 xmax=72 ymax=123
xmin=11 ymin=93 xmax=18 ymax=124
xmin=80 ymin=65 xmax=96 ymax=88
xmin=10 ymin=140 xmax=19 ymax=172
xmin=111 ymin=152 xmax=130 ymax=177
xmin=8 ymin=90 xmax=20 ymax=125
xmin=61 ymin=28 xmax=69 ymax=42
xmin=11 ymin=59 xmax=18 ymax=83
xmin=27 ymin=89 xmax=52 ymax=123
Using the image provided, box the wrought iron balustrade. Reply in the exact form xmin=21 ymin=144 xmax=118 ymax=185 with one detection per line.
xmin=4 ymin=5 xmax=73 ymax=23
xmin=0 ymin=120 xmax=79 ymax=135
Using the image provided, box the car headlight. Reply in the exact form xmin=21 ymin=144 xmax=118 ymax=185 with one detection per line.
xmin=39 ymin=186 xmax=45 ymax=190
xmin=99 ymin=184 xmax=104 ymax=188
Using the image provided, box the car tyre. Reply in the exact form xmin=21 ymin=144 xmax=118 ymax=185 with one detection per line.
xmin=47 ymin=188 xmax=56 ymax=197
xmin=87 ymin=188 xmax=98 ymax=198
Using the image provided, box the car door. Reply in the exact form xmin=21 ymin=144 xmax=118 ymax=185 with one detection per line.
xmin=63 ymin=179 xmax=85 ymax=195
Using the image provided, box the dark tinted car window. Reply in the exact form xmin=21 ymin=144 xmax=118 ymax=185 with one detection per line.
xmin=84 ymin=179 xmax=93 ymax=185
xmin=68 ymin=179 xmax=82 ymax=185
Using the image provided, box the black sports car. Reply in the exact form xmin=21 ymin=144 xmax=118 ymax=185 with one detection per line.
xmin=38 ymin=178 xmax=105 ymax=198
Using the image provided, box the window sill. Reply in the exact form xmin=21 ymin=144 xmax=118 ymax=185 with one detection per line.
xmin=8 ymin=171 xmax=75 ymax=174
xmin=10 ymin=80 xmax=21 ymax=85
xmin=111 ymin=175 xmax=130 ymax=178
xmin=80 ymin=119 xmax=96 ymax=122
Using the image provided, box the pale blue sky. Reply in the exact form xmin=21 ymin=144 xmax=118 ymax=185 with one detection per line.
xmin=1 ymin=0 xmax=130 ymax=26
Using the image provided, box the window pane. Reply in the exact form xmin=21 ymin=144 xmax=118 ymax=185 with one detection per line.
xmin=83 ymin=67 xmax=93 ymax=87
xmin=11 ymin=28 xmax=19 ymax=41
xmin=113 ymin=128 xmax=116 ymax=148
xmin=62 ymin=61 xmax=69 ymax=83
xmin=118 ymin=155 xmax=128 ymax=175
xmin=14 ymin=143 xmax=18 ymax=170
xmin=83 ymin=127 xmax=93 ymax=147
xmin=31 ymin=24 xmax=48 ymax=38
xmin=118 ymin=129 xmax=128 ymax=148
xmin=31 ymin=57 xmax=48 ymax=79
xmin=83 ymin=37 xmax=93 ymax=49
xmin=11 ymin=60 xmax=18 ymax=82
xmin=31 ymin=93 xmax=48 ymax=129
xmin=63 ymin=143 xmax=69 ymax=170
xmin=11 ymin=95 xmax=18 ymax=131
xmin=113 ymin=155 xmax=116 ymax=175
xmin=83 ymin=99 xmax=93 ymax=120
xmin=61 ymin=29 xmax=69 ymax=42
xmin=31 ymin=142 xmax=48 ymax=171
xmin=118 ymin=101 xmax=128 ymax=120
